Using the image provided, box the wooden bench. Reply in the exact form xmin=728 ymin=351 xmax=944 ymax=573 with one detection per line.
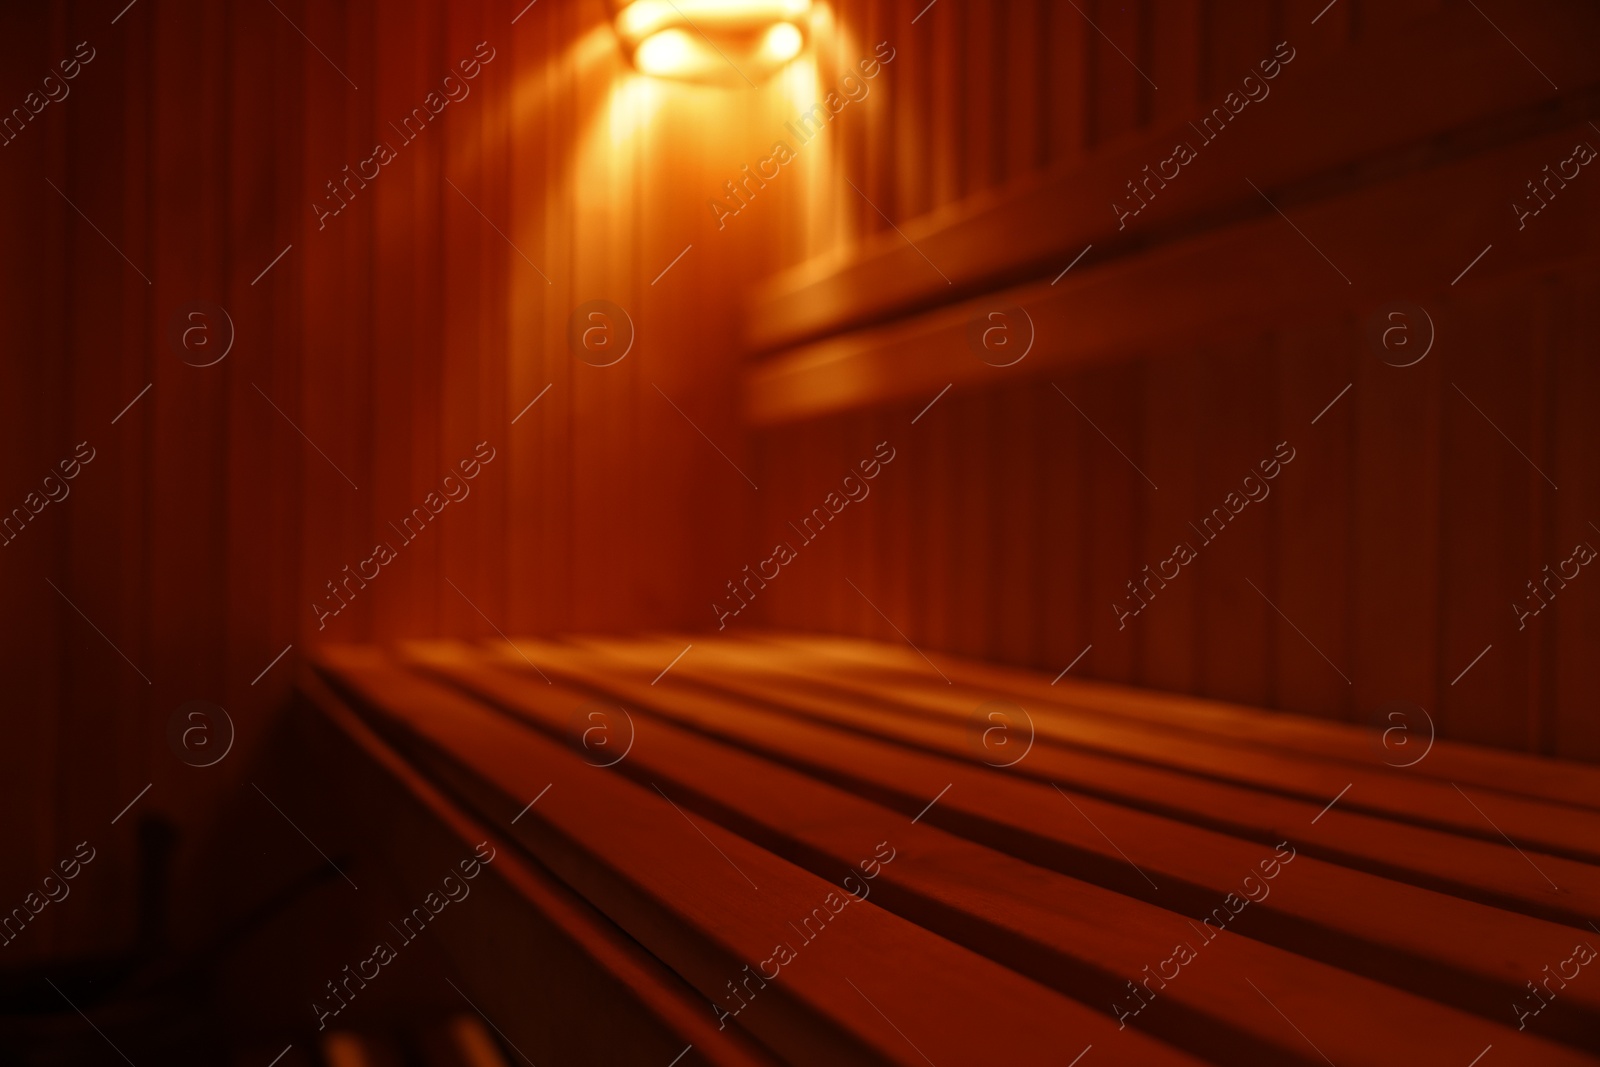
xmin=303 ymin=635 xmax=1600 ymax=1066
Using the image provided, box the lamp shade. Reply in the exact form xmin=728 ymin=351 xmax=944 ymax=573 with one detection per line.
xmin=613 ymin=0 xmax=811 ymax=85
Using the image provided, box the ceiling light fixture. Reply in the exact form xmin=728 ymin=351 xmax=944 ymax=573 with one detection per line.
xmin=614 ymin=0 xmax=812 ymax=85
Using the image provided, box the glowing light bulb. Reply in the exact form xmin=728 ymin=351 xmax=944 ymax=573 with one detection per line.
xmin=762 ymin=22 xmax=803 ymax=63
xmin=635 ymin=28 xmax=694 ymax=76
xmin=614 ymin=0 xmax=811 ymax=83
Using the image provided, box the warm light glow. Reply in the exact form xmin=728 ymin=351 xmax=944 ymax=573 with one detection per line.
xmin=761 ymin=22 xmax=803 ymax=63
xmin=635 ymin=28 xmax=695 ymax=76
xmin=614 ymin=0 xmax=811 ymax=85
xmin=619 ymin=0 xmax=809 ymax=40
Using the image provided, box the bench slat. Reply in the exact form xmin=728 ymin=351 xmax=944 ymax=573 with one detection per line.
xmin=486 ymin=637 xmax=1600 ymax=1051
xmin=742 ymin=631 xmax=1600 ymax=809
xmin=693 ymin=635 xmax=1600 ymax=863
xmin=612 ymin=635 xmax=1600 ymax=928
xmin=398 ymin=639 xmax=1599 ymax=1067
xmin=311 ymin=646 xmax=1203 ymax=1067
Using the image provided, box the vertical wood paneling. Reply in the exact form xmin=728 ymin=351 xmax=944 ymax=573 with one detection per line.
xmin=1275 ymin=316 xmax=1356 ymax=721
xmin=1191 ymin=340 xmax=1276 ymax=707
xmin=1045 ymin=0 xmax=1088 ymax=166
xmin=1523 ymin=279 xmax=1556 ymax=755
xmin=912 ymin=393 xmax=956 ymax=649
xmin=1351 ymin=315 xmax=1442 ymax=716
xmin=1438 ymin=289 xmax=1539 ymax=750
xmin=8 ymin=0 xmax=1600 ymax=982
xmin=961 ymin=0 xmax=996 ymax=198
xmin=949 ymin=393 xmax=991 ymax=656
xmin=5 ymin=0 xmax=913 ymax=968
xmin=926 ymin=0 xmax=961 ymax=209
xmin=747 ymin=0 xmax=1589 ymax=761
xmin=893 ymin=0 xmax=930 ymax=220
xmin=991 ymin=383 xmax=1040 ymax=666
xmin=1354 ymin=0 xmax=1445 ymax=36
xmin=1080 ymin=362 xmax=1144 ymax=683
xmin=875 ymin=405 xmax=914 ymax=647
xmin=5 ymin=2 xmax=69 ymax=965
xmin=1088 ymin=0 xmax=1142 ymax=147
xmin=1003 ymin=0 xmax=1044 ymax=183
xmin=1139 ymin=353 xmax=1202 ymax=694
xmin=1036 ymin=383 xmax=1090 ymax=676
xmin=1549 ymin=272 xmax=1600 ymax=760
xmin=1151 ymin=0 xmax=1204 ymax=121
xmin=1300 ymin=0 xmax=1354 ymax=64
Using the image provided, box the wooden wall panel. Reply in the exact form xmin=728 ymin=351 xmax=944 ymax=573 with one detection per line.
xmin=960 ymin=0 xmax=995 ymax=197
xmin=4 ymin=0 xmax=1598 ymax=982
xmin=1150 ymin=0 xmax=1203 ymax=122
xmin=990 ymin=384 xmax=1041 ymax=666
xmin=1437 ymin=290 xmax=1536 ymax=750
xmin=1349 ymin=315 xmax=1443 ymax=717
xmin=914 ymin=397 xmax=958 ymax=651
xmin=1191 ymin=340 xmax=1277 ymax=708
xmin=1139 ymin=353 xmax=1203 ymax=695
xmin=740 ymin=0 xmax=1597 ymax=772
xmin=892 ymin=0 xmax=930 ymax=221
xmin=1002 ymin=0 xmax=1044 ymax=182
xmin=0 ymin=0 xmax=838 ymax=967
xmin=1037 ymin=385 xmax=1091 ymax=678
xmin=1549 ymin=272 xmax=1600 ymax=761
xmin=1274 ymin=316 xmax=1356 ymax=721
xmin=3 ymin=2 xmax=66 ymax=969
xmin=1087 ymin=0 xmax=1144 ymax=147
xmin=1080 ymin=362 xmax=1145 ymax=684
xmin=925 ymin=0 xmax=961 ymax=211
xmin=1205 ymin=0 xmax=1276 ymax=102
xmin=1044 ymin=0 xmax=1088 ymax=166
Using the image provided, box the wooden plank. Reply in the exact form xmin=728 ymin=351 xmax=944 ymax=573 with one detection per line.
xmin=1349 ymin=301 xmax=1442 ymax=730
xmin=1548 ymin=270 xmax=1600 ymax=761
xmin=990 ymin=383 xmax=1041 ymax=666
xmin=1137 ymin=352 xmax=1201 ymax=693
xmin=1356 ymin=0 xmax=1445 ymax=35
xmin=486 ymin=636 xmax=1600 ymax=1050
xmin=1002 ymin=0 xmax=1045 ymax=182
xmin=599 ymin=635 xmax=1600 ymax=927
xmin=747 ymin=628 xmax=1600 ymax=809
xmin=0 ymin=2 xmax=67 ymax=967
xmin=1148 ymin=0 xmax=1202 ymax=124
xmin=1297 ymin=0 xmax=1353 ymax=63
xmin=134 ymin=0 xmax=233 ymax=959
xmin=1043 ymin=0 xmax=1088 ymax=168
xmin=743 ymin=118 xmax=1600 ymax=434
xmin=1437 ymin=284 xmax=1539 ymax=750
xmin=1203 ymin=0 xmax=1274 ymax=103
xmin=892 ymin=0 xmax=930 ymax=221
xmin=1190 ymin=339 xmax=1277 ymax=707
xmin=298 ymin=667 xmax=778 ymax=1067
xmin=926 ymin=0 xmax=962 ymax=211
xmin=948 ymin=392 xmax=990 ymax=656
xmin=743 ymin=0 xmax=1600 ymax=355
xmin=311 ymin=646 xmax=1203 ymax=1066
xmin=725 ymin=634 xmax=1600 ymax=861
xmin=870 ymin=406 xmax=913 ymax=650
xmin=1273 ymin=314 xmax=1356 ymax=721
xmin=1035 ymin=380 xmax=1093 ymax=680
xmin=399 ymin=640 xmax=1596 ymax=1067
xmin=1086 ymin=0 xmax=1143 ymax=147
xmin=910 ymin=395 xmax=956 ymax=653
xmin=503 ymin=0 xmax=540 ymax=636
xmin=1076 ymin=362 xmax=1146 ymax=684
xmin=961 ymin=0 xmax=997 ymax=196
xmin=858 ymin=0 xmax=892 ymax=241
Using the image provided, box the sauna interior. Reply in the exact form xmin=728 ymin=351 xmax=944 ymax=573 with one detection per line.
xmin=2 ymin=0 xmax=1599 ymax=1063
